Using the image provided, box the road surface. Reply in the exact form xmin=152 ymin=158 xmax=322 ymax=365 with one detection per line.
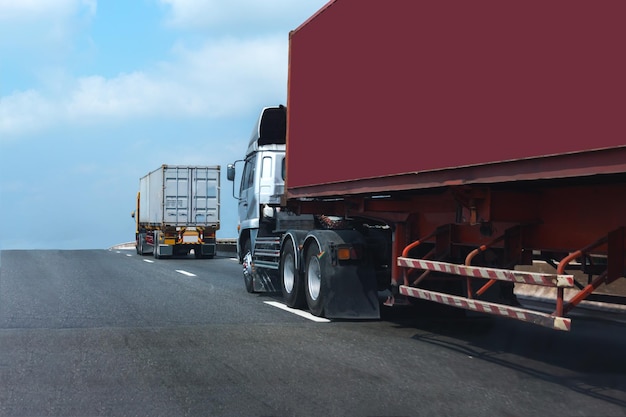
xmin=1 ymin=249 xmax=625 ymax=416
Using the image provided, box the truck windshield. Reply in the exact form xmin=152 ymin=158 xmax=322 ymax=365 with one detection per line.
xmin=258 ymin=106 xmax=286 ymax=146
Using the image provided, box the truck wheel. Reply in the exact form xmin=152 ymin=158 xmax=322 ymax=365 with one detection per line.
xmin=242 ymin=240 xmax=255 ymax=293
xmin=137 ymin=233 xmax=147 ymax=255
xmin=281 ymin=239 xmax=305 ymax=308
xmin=152 ymin=232 xmax=160 ymax=259
xmin=304 ymin=240 xmax=327 ymax=317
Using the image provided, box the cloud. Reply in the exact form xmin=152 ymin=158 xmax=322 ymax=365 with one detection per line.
xmin=0 ymin=0 xmax=96 ymax=58
xmin=0 ymin=0 xmax=96 ymax=21
xmin=0 ymin=35 xmax=288 ymax=141
xmin=164 ymin=36 xmax=288 ymax=111
xmin=158 ymin=0 xmax=325 ymax=31
xmin=0 ymin=90 xmax=55 ymax=136
xmin=0 ymin=0 xmax=325 ymax=142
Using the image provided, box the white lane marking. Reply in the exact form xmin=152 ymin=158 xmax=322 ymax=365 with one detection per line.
xmin=229 ymin=258 xmax=239 ymax=261
xmin=126 ymin=254 xmax=132 ymax=257
xmin=264 ymin=301 xmax=331 ymax=323
xmin=143 ymin=259 xmax=154 ymax=263
xmin=176 ymin=270 xmax=197 ymax=277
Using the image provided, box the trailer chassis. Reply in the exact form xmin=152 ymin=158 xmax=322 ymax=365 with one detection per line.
xmin=275 ymin=180 xmax=626 ymax=331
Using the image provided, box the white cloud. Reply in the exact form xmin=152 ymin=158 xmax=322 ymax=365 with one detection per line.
xmin=0 ymin=0 xmax=326 ymax=142
xmin=159 ymin=0 xmax=326 ymax=31
xmin=164 ymin=36 xmax=288 ymax=111
xmin=0 ymin=0 xmax=96 ymax=51
xmin=0 ymin=0 xmax=96 ymax=20
xmin=0 ymin=35 xmax=288 ymax=141
xmin=0 ymin=90 xmax=56 ymax=137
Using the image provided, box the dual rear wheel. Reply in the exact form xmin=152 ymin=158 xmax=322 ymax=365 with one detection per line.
xmin=280 ymin=239 xmax=306 ymax=309
xmin=304 ymin=242 xmax=325 ymax=317
xmin=280 ymin=238 xmax=326 ymax=317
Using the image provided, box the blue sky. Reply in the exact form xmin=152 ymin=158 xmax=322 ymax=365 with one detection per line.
xmin=0 ymin=0 xmax=328 ymax=250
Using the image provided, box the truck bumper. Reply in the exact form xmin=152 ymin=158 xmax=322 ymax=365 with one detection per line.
xmin=156 ymin=244 xmax=174 ymax=257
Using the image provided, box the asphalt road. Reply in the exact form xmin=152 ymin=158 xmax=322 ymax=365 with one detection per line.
xmin=1 ymin=250 xmax=625 ymax=417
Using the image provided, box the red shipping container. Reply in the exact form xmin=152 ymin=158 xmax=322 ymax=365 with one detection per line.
xmin=286 ymin=0 xmax=626 ymax=194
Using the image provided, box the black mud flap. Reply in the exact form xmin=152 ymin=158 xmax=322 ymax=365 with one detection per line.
xmin=324 ymin=264 xmax=380 ymax=319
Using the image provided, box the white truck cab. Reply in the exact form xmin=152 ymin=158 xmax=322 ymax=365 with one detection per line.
xmin=227 ymin=105 xmax=286 ymax=267
xmin=227 ymin=105 xmax=384 ymax=317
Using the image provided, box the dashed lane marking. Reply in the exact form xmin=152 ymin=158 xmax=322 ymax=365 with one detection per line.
xmin=176 ymin=270 xmax=197 ymax=277
xmin=143 ymin=259 xmax=154 ymax=263
xmin=264 ymin=301 xmax=331 ymax=323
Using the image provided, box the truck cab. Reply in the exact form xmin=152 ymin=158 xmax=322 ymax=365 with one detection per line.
xmin=227 ymin=105 xmax=287 ymax=264
xmin=227 ymin=105 xmax=383 ymax=316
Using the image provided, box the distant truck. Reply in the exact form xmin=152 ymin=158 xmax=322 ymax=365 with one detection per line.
xmin=227 ymin=0 xmax=626 ymax=331
xmin=133 ymin=165 xmax=220 ymax=258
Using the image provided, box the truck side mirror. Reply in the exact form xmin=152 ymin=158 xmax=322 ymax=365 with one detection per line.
xmin=227 ymin=161 xmax=243 ymax=200
xmin=227 ymin=164 xmax=236 ymax=181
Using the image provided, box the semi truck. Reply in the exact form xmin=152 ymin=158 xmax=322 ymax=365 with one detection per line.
xmin=133 ymin=165 xmax=220 ymax=259
xmin=227 ymin=0 xmax=626 ymax=331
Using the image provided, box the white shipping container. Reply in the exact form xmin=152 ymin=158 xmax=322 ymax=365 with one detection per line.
xmin=138 ymin=165 xmax=220 ymax=227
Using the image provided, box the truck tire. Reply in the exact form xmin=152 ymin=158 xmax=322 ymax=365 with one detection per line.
xmin=137 ymin=233 xmax=148 ymax=255
xmin=280 ymin=239 xmax=306 ymax=308
xmin=242 ymin=240 xmax=255 ymax=293
xmin=304 ymin=240 xmax=328 ymax=317
xmin=152 ymin=231 xmax=160 ymax=259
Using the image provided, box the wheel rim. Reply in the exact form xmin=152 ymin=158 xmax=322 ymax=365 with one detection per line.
xmin=283 ymin=252 xmax=295 ymax=293
xmin=243 ymin=250 xmax=253 ymax=282
xmin=307 ymin=255 xmax=321 ymax=301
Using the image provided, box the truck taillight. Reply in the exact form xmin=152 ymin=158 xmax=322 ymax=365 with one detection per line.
xmin=337 ymin=247 xmax=351 ymax=261
xmin=337 ymin=246 xmax=360 ymax=261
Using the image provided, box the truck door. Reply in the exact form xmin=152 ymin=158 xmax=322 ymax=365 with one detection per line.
xmin=238 ymin=154 xmax=259 ymax=230
xmin=192 ymin=167 xmax=219 ymax=225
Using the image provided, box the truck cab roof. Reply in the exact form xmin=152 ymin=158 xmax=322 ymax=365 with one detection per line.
xmin=246 ymin=105 xmax=287 ymax=157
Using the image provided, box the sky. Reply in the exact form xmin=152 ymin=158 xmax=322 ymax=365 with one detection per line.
xmin=0 ymin=0 xmax=329 ymax=250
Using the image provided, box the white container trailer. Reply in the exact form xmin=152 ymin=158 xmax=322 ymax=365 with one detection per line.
xmin=134 ymin=165 xmax=220 ymax=258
